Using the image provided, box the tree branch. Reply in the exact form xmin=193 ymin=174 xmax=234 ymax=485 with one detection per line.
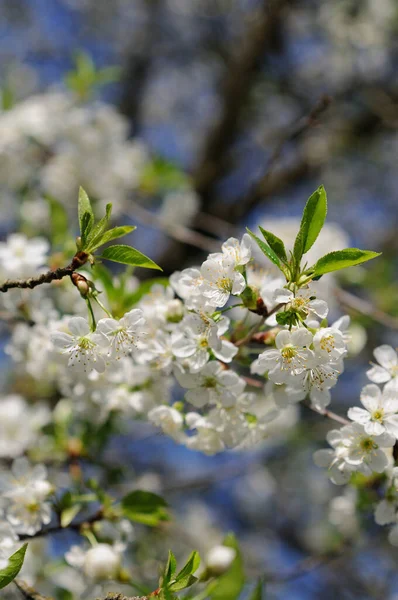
xmin=0 ymin=253 xmax=88 ymax=294
xmin=18 ymin=508 xmax=103 ymax=541
xmin=303 ymin=398 xmax=350 ymax=427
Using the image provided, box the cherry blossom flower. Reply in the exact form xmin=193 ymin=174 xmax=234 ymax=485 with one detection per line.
xmin=348 ymin=383 xmax=398 ymax=437
xmin=200 ymin=256 xmax=246 ymax=308
xmin=96 ymin=308 xmax=146 ymax=359
xmin=175 ymin=362 xmax=245 ymax=408
xmin=273 ymin=287 xmax=328 ymax=321
xmin=367 ymin=345 xmax=398 ymax=391
xmin=51 ymin=316 xmax=108 ymax=373
xmin=251 ymin=329 xmax=313 ymax=384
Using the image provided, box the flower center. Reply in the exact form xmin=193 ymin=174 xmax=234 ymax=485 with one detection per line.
xmin=281 ymin=346 xmax=297 ymax=363
xmin=320 ymin=335 xmax=335 ymax=353
xmin=78 ymin=336 xmax=95 ymax=351
xmin=372 ymin=409 xmax=384 ymax=422
xmin=199 ymin=337 xmax=209 ymax=349
xmin=360 ymin=437 xmax=377 ymax=453
xmin=217 ymin=277 xmax=232 ymax=293
xmin=204 ymin=377 xmax=217 ymax=389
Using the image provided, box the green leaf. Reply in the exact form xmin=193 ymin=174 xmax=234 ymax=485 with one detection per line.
xmin=0 ymin=544 xmax=28 ymax=590
xmin=78 ymin=187 xmax=94 ymax=245
xmin=311 ymin=248 xmax=381 ymax=276
xmin=293 ymin=186 xmax=327 ymax=264
xmin=175 ymin=551 xmax=201 ymax=581
xmin=162 ymin=551 xmax=177 ymax=587
xmin=78 ymin=187 xmax=94 ymax=230
xmin=121 ymin=490 xmax=169 ymax=526
xmin=85 ymin=203 xmax=112 ymax=248
xmin=45 ymin=195 xmax=69 ymax=247
xmin=208 ymin=535 xmax=244 ymax=600
xmin=169 ymin=574 xmax=198 ymax=592
xmin=88 ymin=226 xmax=136 ymax=252
xmin=100 ymin=245 xmax=162 ymax=271
xmin=248 ymin=581 xmax=264 ymax=600
xmin=246 ymin=228 xmax=281 ymax=270
xmin=61 ymin=503 xmax=82 ymax=528
xmin=259 ymin=227 xmax=288 ymax=264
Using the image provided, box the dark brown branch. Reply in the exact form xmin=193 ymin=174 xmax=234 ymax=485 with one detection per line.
xmin=193 ymin=0 xmax=287 ymax=199
xmin=18 ymin=508 xmax=103 ymax=541
xmin=0 ymin=253 xmax=88 ymax=294
xmin=232 ymin=95 xmax=331 ymax=221
xmin=127 ymin=201 xmax=219 ymax=253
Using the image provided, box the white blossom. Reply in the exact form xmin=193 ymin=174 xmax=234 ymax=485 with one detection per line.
xmin=0 ymin=458 xmax=53 ymax=535
xmin=251 ymin=328 xmax=313 ymax=384
xmin=96 ymin=309 xmax=146 ymax=359
xmin=274 ymin=287 xmax=329 ymax=321
xmin=200 ymin=256 xmax=246 ymax=308
xmin=367 ymin=345 xmax=398 ymax=391
xmin=348 ymin=383 xmax=398 ymax=437
xmin=51 ymin=316 xmax=108 ymax=373
xmin=175 ymin=362 xmax=245 ymax=408
xmin=0 ymin=234 xmax=49 ymax=278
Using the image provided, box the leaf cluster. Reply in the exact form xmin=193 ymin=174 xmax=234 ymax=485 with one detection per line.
xmin=247 ymin=185 xmax=380 ymax=286
xmin=77 ymin=187 xmax=161 ymax=271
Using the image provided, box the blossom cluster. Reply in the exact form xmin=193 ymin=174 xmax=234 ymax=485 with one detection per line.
xmin=0 ymin=200 xmax=397 ymax=590
xmin=314 ymin=344 xmax=398 ymax=543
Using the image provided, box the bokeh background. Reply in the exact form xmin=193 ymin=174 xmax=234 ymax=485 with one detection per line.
xmin=1 ymin=1 xmax=398 ymax=598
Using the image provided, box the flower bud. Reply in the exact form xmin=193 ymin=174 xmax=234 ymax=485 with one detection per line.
xmin=83 ymin=544 xmax=121 ymax=580
xmin=166 ymin=299 xmax=184 ymax=323
xmin=71 ymin=272 xmax=90 ymax=298
xmin=205 ymin=545 xmax=236 ymax=575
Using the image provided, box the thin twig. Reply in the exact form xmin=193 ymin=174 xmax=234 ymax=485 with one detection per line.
xmin=0 ymin=253 xmax=88 ymax=294
xmin=14 ymin=579 xmax=51 ymax=600
xmin=303 ymin=398 xmax=350 ymax=427
xmin=18 ymin=508 xmax=103 ymax=541
xmin=264 ymin=549 xmax=343 ymax=584
xmin=126 ymin=201 xmax=219 ymax=253
xmin=335 ymin=288 xmax=398 ymax=330
xmin=235 ymin=317 xmax=266 ymax=347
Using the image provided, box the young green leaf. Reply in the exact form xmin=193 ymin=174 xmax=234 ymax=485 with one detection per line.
xmin=246 ymin=228 xmax=281 ymax=270
xmin=259 ymin=226 xmax=288 ymax=264
xmin=293 ymin=185 xmax=327 ymax=264
xmin=78 ymin=187 xmax=94 ymax=234
xmin=80 ymin=211 xmax=94 ymax=247
xmin=100 ymin=245 xmax=162 ymax=271
xmin=61 ymin=503 xmax=82 ymax=528
xmin=162 ymin=551 xmax=177 ymax=587
xmin=310 ymin=248 xmax=381 ymax=276
xmin=85 ymin=203 xmax=112 ymax=249
xmin=169 ymin=574 xmax=198 ymax=592
xmin=0 ymin=544 xmax=28 ymax=590
xmin=121 ymin=490 xmax=169 ymax=526
xmin=88 ymin=226 xmax=136 ymax=252
xmin=175 ymin=551 xmax=201 ymax=581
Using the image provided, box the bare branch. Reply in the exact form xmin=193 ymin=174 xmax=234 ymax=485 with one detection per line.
xmin=303 ymin=398 xmax=350 ymax=427
xmin=0 ymin=253 xmax=88 ymax=294
xmin=335 ymin=288 xmax=398 ymax=330
xmin=126 ymin=201 xmax=219 ymax=253
xmin=18 ymin=508 xmax=103 ymax=541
